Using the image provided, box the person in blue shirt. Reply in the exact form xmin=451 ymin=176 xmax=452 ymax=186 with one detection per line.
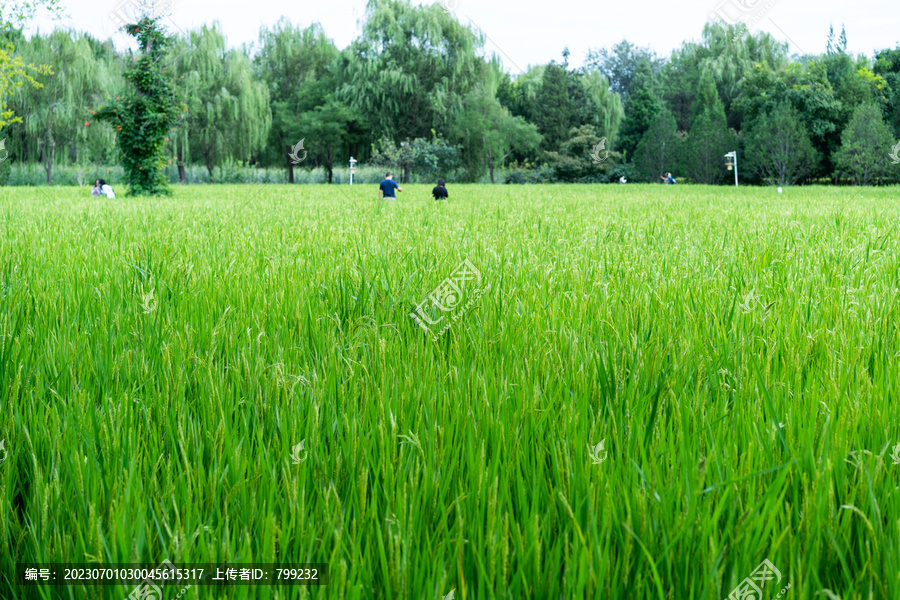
xmin=379 ymin=172 xmax=402 ymax=200
xmin=660 ymin=172 xmax=676 ymax=185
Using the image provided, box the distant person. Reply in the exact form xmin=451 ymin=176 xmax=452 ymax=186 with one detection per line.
xmin=619 ymin=176 xmax=627 ymax=184
xmin=98 ymin=179 xmax=116 ymax=198
xmin=379 ymin=172 xmax=402 ymax=201
xmin=91 ymin=179 xmax=102 ymax=197
xmin=432 ymin=178 xmax=449 ymax=200
xmin=660 ymin=172 xmax=676 ymax=185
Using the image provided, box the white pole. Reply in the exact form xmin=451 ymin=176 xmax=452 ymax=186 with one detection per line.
xmin=734 ymin=152 xmax=739 ymax=187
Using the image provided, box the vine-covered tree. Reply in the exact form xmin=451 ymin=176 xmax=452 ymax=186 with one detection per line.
xmin=96 ymin=17 xmax=179 ymax=195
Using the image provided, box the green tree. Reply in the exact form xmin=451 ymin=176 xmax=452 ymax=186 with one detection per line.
xmin=684 ymin=71 xmax=732 ymax=184
xmin=616 ymin=75 xmax=661 ymax=159
xmin=663 ymin=22 xmax=789 ymax=130
xmin=339 ymin=0 xmax=484 ymax=143
xmin=454 ymin=85 xmax=541 ymax=182
xmin=297 ymin=97 xmax=365 ymax=183
xmin=544 ymin=125 xmax=621 ymax=182
xmin=574 ymin=69 xmax=624 ymax=148
xmin=0 ymin=0 xmax=61 ymax=130
xmin=255 ymin=19 xmax=337 ymax=182
xmin=743 ymin=102 xmax=819 ymax=185
xmin=874 ymin=46 xmax=900 ymax=137
xmin=735 ymin=61 xmax=841 ymax=179
xmin=0 ymin=42 xmax=51 ymax=131
xmin=96 ymin=17 xmax=178 ymax=195
xmin=633 ymin=109 xmax=681 ymax=182
xmin=170 ymin=24 xmax=271 ymax=182
xmin=833 ymin=102 xmax=896 ymax=185
xmin=532 ymin=63 xmax=573 ymax=150
xmin=584 ymin=40 xmax=663 ymax=103
xmin=11 ymin=31 xmax=113 ymax=183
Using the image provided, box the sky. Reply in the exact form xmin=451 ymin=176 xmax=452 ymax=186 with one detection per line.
xmin=24 ymin=0 xmax=900 ymax=72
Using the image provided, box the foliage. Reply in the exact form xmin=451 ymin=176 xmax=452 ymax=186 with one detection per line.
xmin=369 ymin=134 xmax=461 ymax=183
xmin=169 ymin=23 xmax=271 ymax=182
xmin=532 ymin=63 xmax=574 ymax=151
xmin=5 ymin=6 xmax=900 ymax=186
xmin=616 ymin=75 xmax=662 ymax=159
xmin=833 ymin=102 xmax=897 ymax=185
xmin=255 ymin=19 xmax=338 ymax=182
xmin=584 ymin=40 xmax=664 ymax=103
xmin=339 ymin=0 xmax=484 ymax=143
xmin=95 ymin=18 xmax=178 ymax=196
xmin=544 ymin=124 xmax=621 ymax=182
xmin=8 ymin=31 xmax=116 ymax=183
xmin=0 ymin=41 xmax=51 ymax=131
xmin=683 ymin=71 xmax=733 ymax=184
xmin=633 ymin=109 xmax=682 ymax=182
xmin=743 ymin=102 xmax=819 ymax=185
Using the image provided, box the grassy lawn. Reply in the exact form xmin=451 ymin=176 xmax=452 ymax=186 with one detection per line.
xmin=1 ymin=184 xmax=899 ymax=599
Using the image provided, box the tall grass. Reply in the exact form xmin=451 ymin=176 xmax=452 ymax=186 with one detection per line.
xmin=1 ymin=184 xmax=899 ymax=599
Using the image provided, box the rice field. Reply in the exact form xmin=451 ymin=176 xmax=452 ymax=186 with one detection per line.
xmin=2 ymin=183 xmax=900 ymax=599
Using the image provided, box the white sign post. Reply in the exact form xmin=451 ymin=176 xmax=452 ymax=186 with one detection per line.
xmin=349 ymin=157 xmax=357 ymax=186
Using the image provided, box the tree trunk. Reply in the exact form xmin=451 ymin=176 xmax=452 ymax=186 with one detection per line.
xmin=204 ymin=148 xmax=214 ymax=182
xmin=41 ymin=135 xmax=55 ymax=185
xmin=326 ymin=147 xmax=333 ymax=184
xmin=277 ymin=131 xmax=294 ymax=183
xmin=177 ymin=146 xmax=187 ymax=183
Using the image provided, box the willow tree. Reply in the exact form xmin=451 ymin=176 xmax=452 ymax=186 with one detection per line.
xmin=12 ymin=31 xmax=108 ymax=183
xmin=169 ymin=23 xmax=270 ymax=181
xmin=0 ymin=0 xmax=60 ymax=130
xmin=339 ymin=0 xmax=485 ymax=143
xmin=577 ymin=69 xmax=625 ymax=148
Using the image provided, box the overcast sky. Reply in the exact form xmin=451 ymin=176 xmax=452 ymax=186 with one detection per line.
xmin=25 ymin=0 xmax=900 ymax=72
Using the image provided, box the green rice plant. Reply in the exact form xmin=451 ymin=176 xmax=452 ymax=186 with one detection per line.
xmin=1 ymin=184 xmax=899 ymax=599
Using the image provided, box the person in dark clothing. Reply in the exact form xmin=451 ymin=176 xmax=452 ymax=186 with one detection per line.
xmin=379 ymin=172 xmax=402 ymax=200
xmin=432 ymin=178 xmax=449 ymax=200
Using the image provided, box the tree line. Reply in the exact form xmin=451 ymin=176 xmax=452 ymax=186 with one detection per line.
xmin=2 ymin=0 xmax=899 ymax=187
